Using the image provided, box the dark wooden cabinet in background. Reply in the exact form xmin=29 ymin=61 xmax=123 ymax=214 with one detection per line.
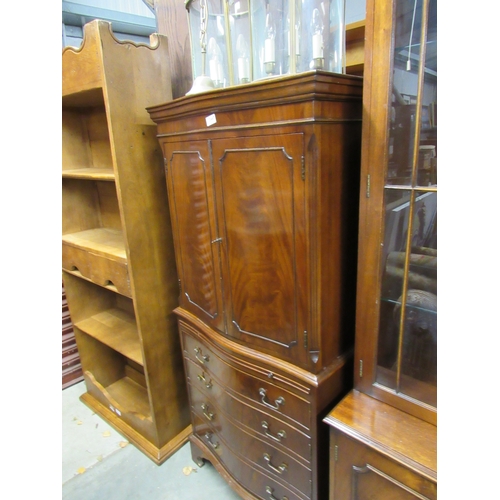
xmin=148 ymin=71 xmax=362 ymax=500
xmin=323 ymin=0 xmax=437 ymax=497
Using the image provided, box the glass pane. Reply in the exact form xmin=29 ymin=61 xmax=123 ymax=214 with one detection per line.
xmin=387 ymin=0 xmax=424 ymax=186
xmin=376 ymin=0 xmax=437 ymax=409
xmin=228 ymin=0 xmax=252 ymax=84
xmin=377 ymin=190 xmax=437 ymax=406
xmin=416 ymin=0 xmax=437 ymax=188
xmin=251 ymin=0 xmax=290 ymax=80
xmin=376 ymin=189 xmax=411 ymax=381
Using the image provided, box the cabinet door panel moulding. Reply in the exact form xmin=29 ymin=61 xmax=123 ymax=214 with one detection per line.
xmin=62 ymin=20 xmax=190 ymax=464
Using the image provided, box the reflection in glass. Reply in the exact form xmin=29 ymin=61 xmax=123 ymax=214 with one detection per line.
xmin=228 ymin=0 xmax=252 ymax=84
xmin=386 ymin=0 xmax=437 ymax=188
xmin=376 ymin=0 xmax=437 ymax=409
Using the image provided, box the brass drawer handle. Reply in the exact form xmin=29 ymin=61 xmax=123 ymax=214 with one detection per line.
xmin=259 ymin=388 xmax=285 ymax=410
xmin=204 ymin=432 xmax=219 ymax=449
xmin=197 ymin=372 xmax=212 ymax=389
xmin=194 ymin=347 xmax=209 ymax=364
xmin=201 ymin=403 xmax=214 ymax=421
xmin=263 ymin=453 xmax=287 ymax=474
xmin=265 ymin=486 xmax=288 ymax=500
xmin=261 ymin=421 xmax=286 ymax=442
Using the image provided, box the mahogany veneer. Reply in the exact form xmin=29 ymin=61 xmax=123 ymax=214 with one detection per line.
xmin=148 ymin=71 xmax=363 ymax=499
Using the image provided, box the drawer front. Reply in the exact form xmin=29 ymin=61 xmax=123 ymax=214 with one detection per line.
xmin=181 ymin=326 xmax=312 ymax=431
xmin=185 ymin=355 xmax=312 ymax=464
xmin=62 ymin=244 xmax=131 ymax=297
xmin=192 ymin=410 xmax=310 ymax=500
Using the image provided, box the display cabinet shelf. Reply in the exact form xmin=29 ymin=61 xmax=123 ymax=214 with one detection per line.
xmin=62 ymin=20 xmax=190 ymax=464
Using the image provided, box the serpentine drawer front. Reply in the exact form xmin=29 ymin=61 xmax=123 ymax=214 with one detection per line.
xmin=181 ymin=327 xmax=312 ymax=431
xmin=189 ymin=381 xmax=312 ymax=498
xmin=185 ymin=354 xmax=312 ymax=464
xmin=191 ymin=411 xmax=309 ymax=500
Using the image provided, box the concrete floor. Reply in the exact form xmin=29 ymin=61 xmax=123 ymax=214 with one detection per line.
xmin=62 ymin=381 xmax=242 ymax=499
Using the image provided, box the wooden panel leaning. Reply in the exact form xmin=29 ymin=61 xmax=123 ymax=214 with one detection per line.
xmin=62 ymin=19 xmax=191 ymax=464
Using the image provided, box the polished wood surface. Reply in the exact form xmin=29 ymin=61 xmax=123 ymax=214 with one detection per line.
xmin=148 ymin=71 xmax=362 ymax=498
xmin=178 ymin=310 xmax=350 ymax=500
xmin=62 ymin=20 xmax=190 ymax=464
xmin=324 ymin=391 xmax=436 ymax=479
xmin=324 ymin=391 xmax=436 ymax=499
xmin=212 ymin=135 xmax=307 ymax=359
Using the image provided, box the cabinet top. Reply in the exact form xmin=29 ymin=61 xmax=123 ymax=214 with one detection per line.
xmin=324 ymin=390 xmax=437 ymax=481
xmin=148 ymin=71 xmax=363 ymax=136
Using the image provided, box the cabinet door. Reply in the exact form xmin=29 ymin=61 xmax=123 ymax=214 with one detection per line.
xmin=211 ymin=133 xmax=308 ymax=365
xmin=164 ymin=140 xmax=224 ymax=333
xmin=331 ymin=431 xmax=437 ymax=500
xmin=355 ymin=0 xmax=437 ymax=424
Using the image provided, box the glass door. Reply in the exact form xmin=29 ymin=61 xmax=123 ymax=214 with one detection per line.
xmin=375 ymin=0 xmax=437 ymax=411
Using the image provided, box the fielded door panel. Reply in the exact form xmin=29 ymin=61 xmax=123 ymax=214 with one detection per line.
xmin=211 ymin=133 xmax=308 ymax=366
xmin=164 ymin=141 xmax=224 ymax=333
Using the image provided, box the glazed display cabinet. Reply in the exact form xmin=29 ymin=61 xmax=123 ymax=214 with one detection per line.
xmin=324 ymin=0 xmax=437 ymax=498
xmin=148 ymin=71 xmax=363 ymax=499
xmin=62 ymin=20 xmax=191 ymax=464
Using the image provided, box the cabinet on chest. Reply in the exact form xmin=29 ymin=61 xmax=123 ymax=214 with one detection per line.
xmin=148 ymin=71 xmax=363 ymax=500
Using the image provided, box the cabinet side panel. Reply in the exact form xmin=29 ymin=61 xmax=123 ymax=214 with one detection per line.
xmin=317 ymin=122 xmax=362 ymax=365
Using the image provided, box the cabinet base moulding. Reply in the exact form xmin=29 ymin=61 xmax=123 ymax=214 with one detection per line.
xmin=80 ymin=392 xmax=192 ymax=465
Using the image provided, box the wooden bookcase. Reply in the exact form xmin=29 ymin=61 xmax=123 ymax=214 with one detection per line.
xmin=62 ymin=20 xmax=191 ymax=464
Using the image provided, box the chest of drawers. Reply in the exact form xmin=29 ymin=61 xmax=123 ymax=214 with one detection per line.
xmin=177 ymin=308 xmax=352 ymax=500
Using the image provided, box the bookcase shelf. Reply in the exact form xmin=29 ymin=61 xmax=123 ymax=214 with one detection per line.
xmin=75 ymin=307 xmax=142 ymax=365
xmin=62 ymin=169 xmax=116 ymax=181
xmin=62 ymin=20 xmax=190 ymax=464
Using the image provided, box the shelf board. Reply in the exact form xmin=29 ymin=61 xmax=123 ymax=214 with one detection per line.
xmin=62 ymin=228 xmax=127 ymax=262
xmin=64 ymin=268 xmax=121 ymax=294
xmin=76 ymin=308 xmax=143 ymax=365
xmin=62 ymin=87 xmax=105 ymax=107
xmin=345 ymin=20 xmax=365 ymax=75
xmin=106 ymin=376 xmax=151 ymax=418
xmin=63 ymin=168 xmax=115 ymax=181
xmin=376 ymin=366 xmax=436 ymax=408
